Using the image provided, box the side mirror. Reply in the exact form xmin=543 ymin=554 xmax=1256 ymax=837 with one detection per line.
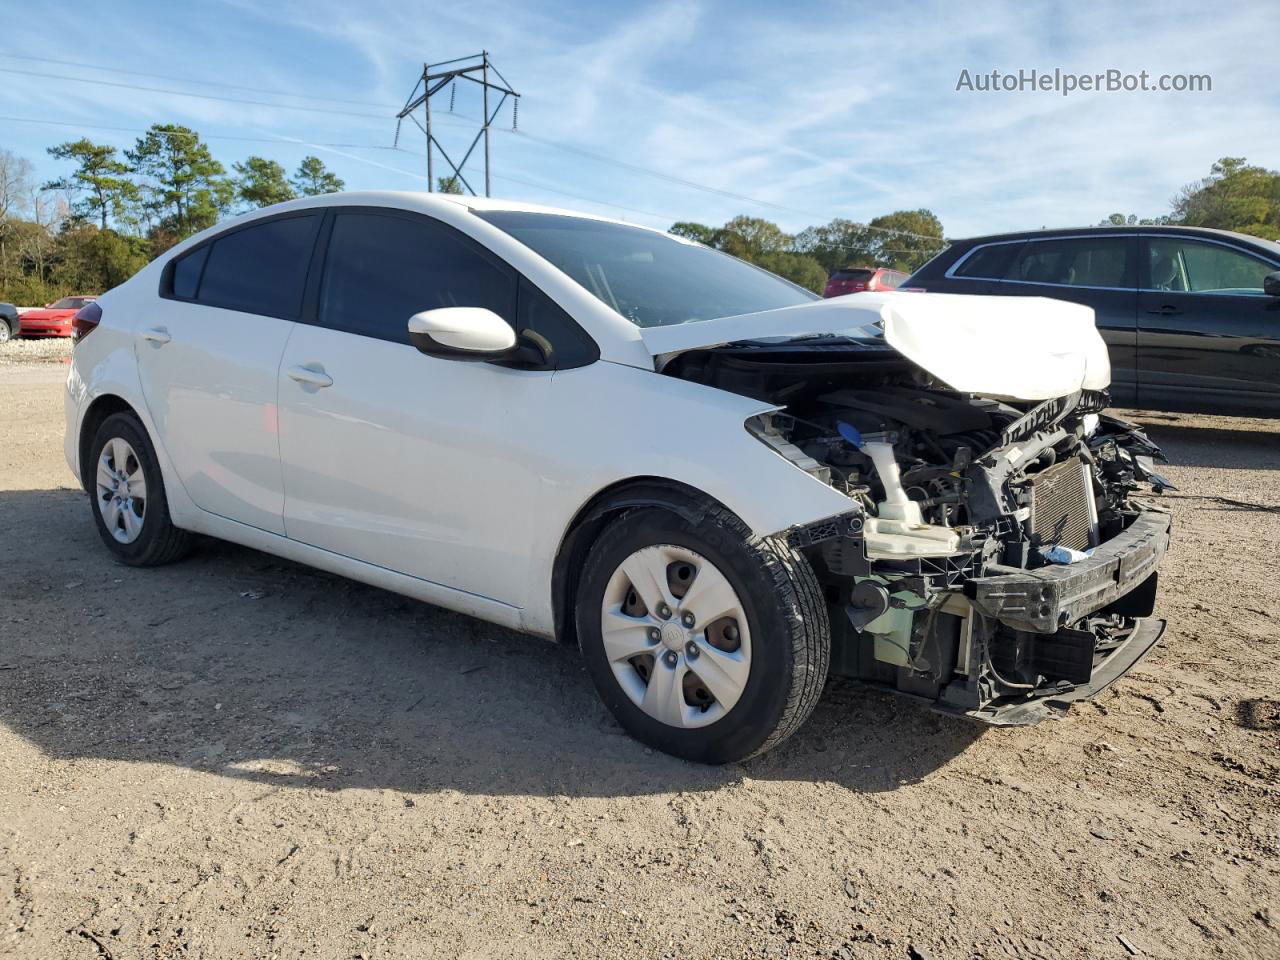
xmin=407 ymin=307 xmax=517 ymax=360
xmin=1264 ymin=271 xmax=1280 ymax=298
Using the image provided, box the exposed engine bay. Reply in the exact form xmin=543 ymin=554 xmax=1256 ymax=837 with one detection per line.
xmin=665 ymin=337 xmax=1173 ymax=723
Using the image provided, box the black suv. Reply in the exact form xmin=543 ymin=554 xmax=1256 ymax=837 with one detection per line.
xmin=905 ymin=226 xmax=1280 ymax=416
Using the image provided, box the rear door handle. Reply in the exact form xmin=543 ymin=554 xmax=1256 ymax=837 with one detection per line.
xmin=287 ymin=364 xmax=333 ymax=388
xmin=141 ymin=326 xmax=171 ymax=344
xmin=1146 ymin=305 xmax=1182 ymax=316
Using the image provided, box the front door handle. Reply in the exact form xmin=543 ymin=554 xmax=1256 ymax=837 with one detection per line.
xmin=287 ymin=364 xmax=333 ymax=388
xmin=1146 ymin=304 xmax=1182 ymax=316
xmin=141 ymin=326 xmax=171 ymax=344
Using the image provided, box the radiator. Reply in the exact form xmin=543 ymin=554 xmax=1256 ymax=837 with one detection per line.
xmin=1029 ymin=457 xmax=1098 ymax=551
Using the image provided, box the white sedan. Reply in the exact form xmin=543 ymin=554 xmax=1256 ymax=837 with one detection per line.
xmin=64 ymin=192 xmax=1171 ymax=762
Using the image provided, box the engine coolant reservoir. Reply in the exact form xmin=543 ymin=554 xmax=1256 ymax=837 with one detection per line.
xmin=861 ymin=436 xmax=961 ymax=559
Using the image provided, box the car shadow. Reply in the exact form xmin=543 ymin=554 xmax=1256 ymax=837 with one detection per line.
xmin=0 ymin=487 xmax=982 ymax=799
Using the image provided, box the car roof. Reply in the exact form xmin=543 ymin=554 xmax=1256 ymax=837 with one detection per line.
xmin=952 ymin=224 xmax=1278 ymax=249
xmin=157 ymin=190 xmax=694 ymax=268
xmin=248 ymin=190 xmax=665 ymax=233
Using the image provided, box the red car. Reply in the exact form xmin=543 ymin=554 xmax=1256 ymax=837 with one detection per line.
xmin=19 ymin=295 xmax=98 ymax=338
xmin=823 ymin=267 xmax=908 ymax=298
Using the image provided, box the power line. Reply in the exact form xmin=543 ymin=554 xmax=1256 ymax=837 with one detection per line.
xmin=491 ymin=125 xmax=945 ymax=243
xmin=263 ymin=136 xmax=680 ymax=225
xmin=7 ymin=113 xmax=942 ymax=244
xmin=0 ymin=115 xmax=401 ymax=149
xmin=3 ymin=54 xmax=391 ymax=109
xmin=0 ymin=67 xmax=387 ymax=120
xmin=1 ymin=113 xmax=674 ymax=223
xmin=2 ymin=64 xmax=947 ymax=244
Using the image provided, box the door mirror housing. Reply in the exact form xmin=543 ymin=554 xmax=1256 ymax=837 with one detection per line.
xmin=1264 ymin=270 xmax=1280 ymax=298
xmin=407 ymin=307 xmax=517 ymax=360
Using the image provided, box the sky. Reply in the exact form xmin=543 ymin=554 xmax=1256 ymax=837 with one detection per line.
xmin=1 ymin=0 xmax=1277 ymax=239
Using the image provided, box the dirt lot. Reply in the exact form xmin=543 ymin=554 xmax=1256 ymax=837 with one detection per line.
xmin=2 ymin=361 xmax=1277 ymax=960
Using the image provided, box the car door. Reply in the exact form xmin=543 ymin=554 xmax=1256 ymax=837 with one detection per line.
xmin=987 ymin=235 xmax=1139 ymax=405
xmin=276 ymin=208 xmax=561 ymax=607
xmin=1137 ymin=234 xmax=1280 ymax=415
xmin=136 ymin=212 xmax=321 ymax=535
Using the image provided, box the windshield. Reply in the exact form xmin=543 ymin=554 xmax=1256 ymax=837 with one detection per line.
xmin=51 ymin=297 xmax=92 ymax=309
xmin=477 ymin=211 xmax=818 ymax=328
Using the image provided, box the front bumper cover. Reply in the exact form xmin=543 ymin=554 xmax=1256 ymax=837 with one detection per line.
xmin=963 ymin=507 xmax=1172 ymax=633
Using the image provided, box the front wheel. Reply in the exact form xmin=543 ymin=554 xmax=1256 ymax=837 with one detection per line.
xmin=575 ymin=505 xmax=829 ymax=763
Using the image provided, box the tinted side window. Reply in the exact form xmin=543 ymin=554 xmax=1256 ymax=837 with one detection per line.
xmin=170 ymin=245 xmax=208 ymax=299
xmin=198 ymin=215 xmax=319 ymax=318
xmin=953 ymin=243 xmax=1020 ymax=279
xmin=516 ymin=278 xmax=598 ymax=369
xmin=1147 ymin=237 xmax=1274 ymax=294
xmin=1007 ymin=237 xmax=1130 ymax=288
xmin=319 ymin=212 xmax=517 ymax=344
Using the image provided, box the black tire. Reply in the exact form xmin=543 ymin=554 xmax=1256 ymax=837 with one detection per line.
xmin=575 ymin=503 xmax=829 ymax=763
xmin=0 ymin=320 xmax=12 ymax=344
xmin=87 ymin=412 xmax=194 ymax=566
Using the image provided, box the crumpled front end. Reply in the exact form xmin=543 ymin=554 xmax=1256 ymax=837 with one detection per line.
xmin=664 ymin=327 xmax=1173 ymax=725
xmin=775 ymin=389 xmax=1172 ymax=724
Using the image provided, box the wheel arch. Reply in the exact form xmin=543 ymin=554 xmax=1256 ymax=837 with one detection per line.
xmin=78 ymin=394 xmax=140 ymax=490
xmin=550 ymin=476 xmax=745 ymax=647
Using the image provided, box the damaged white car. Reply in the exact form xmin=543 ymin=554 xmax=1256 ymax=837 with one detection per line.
xmin=64 ymin=193 xmax=1172 ymax=763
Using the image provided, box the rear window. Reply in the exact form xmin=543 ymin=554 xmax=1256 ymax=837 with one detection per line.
xmin=1008 ymin=237 xmax=1130 ymax=288
xmin=831 ymin=269 xmax=875 ymax=282
xmin=170 ymin=246 xmax=208 ymax=299
xmin=952 ymin=243 xmax=1021 ymax=280
xmin=187 ymin=214 xmax=320 ymax=319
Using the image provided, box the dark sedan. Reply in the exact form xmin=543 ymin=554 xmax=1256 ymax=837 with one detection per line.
xmin=905 ymin=226 xmax=1280 ymax=416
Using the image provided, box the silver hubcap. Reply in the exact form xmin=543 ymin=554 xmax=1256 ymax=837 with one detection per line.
xmin=95 ymin=437 xmax=147 ymax=544
xmin=0 ymin=324 xmax=9 ymax=342
xmin=601 ymin=544 xmax=751 ymax=729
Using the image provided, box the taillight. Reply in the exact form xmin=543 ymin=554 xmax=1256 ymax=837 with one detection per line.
xmin=72 ymin=302 xmax=101 ymax=343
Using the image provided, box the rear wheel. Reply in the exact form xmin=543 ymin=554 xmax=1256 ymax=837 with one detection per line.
xmin=0 ymin=321 xmax=11 ymax=344
xmin=576 ymin=505 xmax=829 ymax=763
xmin=88 ymin=412 xmax=194 ymax=566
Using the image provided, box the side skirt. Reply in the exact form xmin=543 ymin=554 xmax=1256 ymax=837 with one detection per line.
xmin=181 ymin=509 xmax=527 ymax=633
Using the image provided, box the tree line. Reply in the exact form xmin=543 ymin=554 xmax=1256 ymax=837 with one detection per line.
xmin=1098 ymin=157 xmax=1280 ymax=239
xmin=671 ymin=209 xmax=946 ymax=292
xmin=0 ymin=124 xmax=345 ymax=305
xmin=684 ymin=157 xmax=1280 ymax=294
xmin=1 ymin=123 xmax=1276 ymax=306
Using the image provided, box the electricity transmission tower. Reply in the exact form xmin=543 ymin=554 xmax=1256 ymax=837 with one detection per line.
xmin=395 ymin=52 xmax=519 ymax=196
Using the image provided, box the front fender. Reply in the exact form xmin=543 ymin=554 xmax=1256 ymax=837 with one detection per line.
xmin=519 ymin=362 xmax=855 ymax=635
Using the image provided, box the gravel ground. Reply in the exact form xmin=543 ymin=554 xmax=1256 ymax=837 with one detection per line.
xmin=1 ymin=364 xmax=1277 ymax=960
xmin=0 ymin=337 xmax=73 ymax=366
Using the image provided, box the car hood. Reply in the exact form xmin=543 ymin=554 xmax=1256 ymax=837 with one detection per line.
xmin=21 ymin=309 xmax=74 ymax=321
xmin=640 ymin=290 xmax=1111 ymax=401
